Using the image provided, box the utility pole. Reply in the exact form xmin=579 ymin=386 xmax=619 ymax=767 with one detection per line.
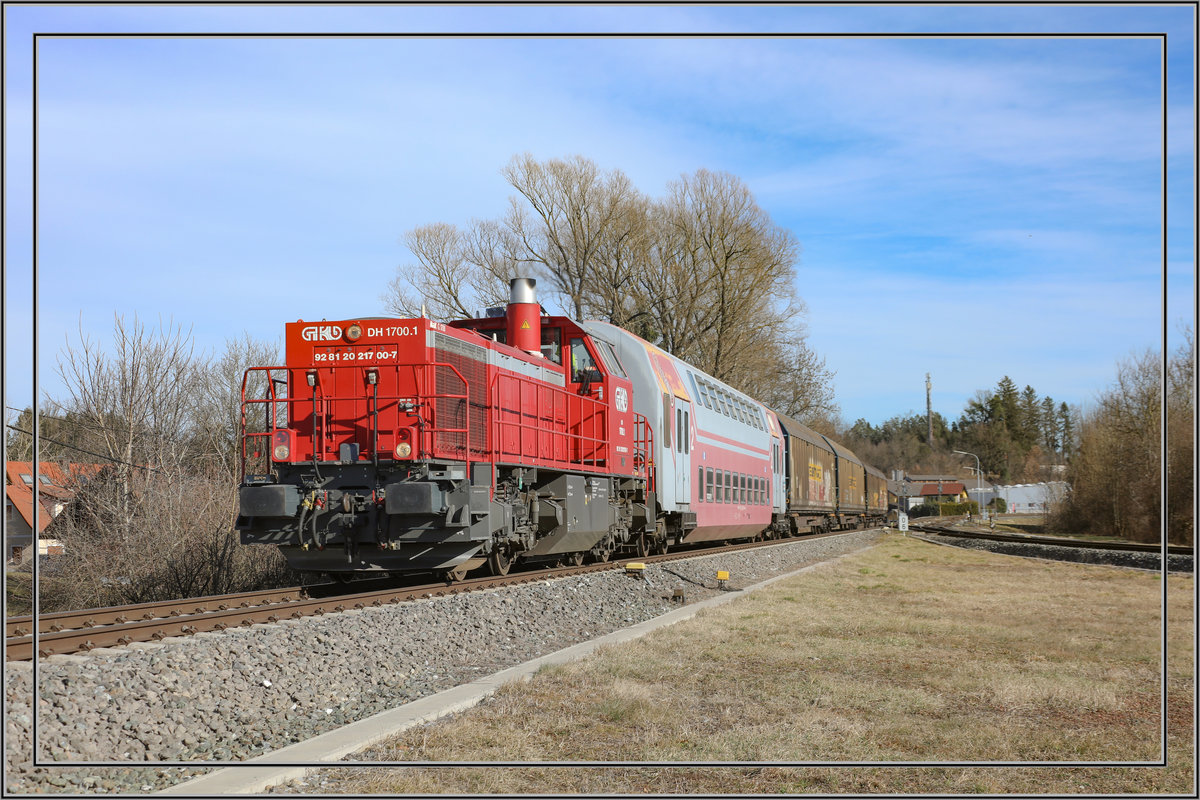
xmin=925 ymin=372 xmax=933 ymax=448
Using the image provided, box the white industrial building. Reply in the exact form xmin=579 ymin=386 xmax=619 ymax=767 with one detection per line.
xmin=991 ymin=481 xmax=1070 ymax=514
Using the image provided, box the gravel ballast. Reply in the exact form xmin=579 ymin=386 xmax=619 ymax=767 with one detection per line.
xmin=5 ymin=530 xmax=880 ymax=795
xmin=920 ymin=533 xmax=1194 ymax=573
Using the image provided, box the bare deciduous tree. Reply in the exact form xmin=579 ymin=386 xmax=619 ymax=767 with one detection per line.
xmin=384 ymin=220 xmax=516 ymax=319
xmin=383 ymin=154 xmax=836 ymax=420
xmin=50 ymin=315 xmax=200 ymax=512
xmin=190 ymin=333 xmax=281 ymax=482
xmin=1052 ymin=329 xmax=1194 ymax=545
xmin=501 ymin=153 xmax=643 ymax=318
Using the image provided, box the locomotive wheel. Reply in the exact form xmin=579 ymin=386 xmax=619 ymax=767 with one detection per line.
xmin=568 ymin=551 xmax=585 ymax=567
xmin=633 ymin=534 xmax=649 ymax=558
xmin=443 ymin=556 xmax=486 ymax=583
xmin=487 ymin=548 xmax=512 ymax=577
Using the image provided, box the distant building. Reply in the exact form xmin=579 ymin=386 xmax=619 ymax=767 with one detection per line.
xmin=917 ymin=481 xmax=968 ymax=503
xmin=4 ymin=462 xmax=103 ymax=563
xmin=992 ymin=482 xmax=1070 ymax=514
xmin=890 ymin=471 xmax=995 ymax=512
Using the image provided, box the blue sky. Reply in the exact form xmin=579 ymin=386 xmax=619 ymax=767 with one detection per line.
xmin=3 ymin=3 xmax=1195 ymax=433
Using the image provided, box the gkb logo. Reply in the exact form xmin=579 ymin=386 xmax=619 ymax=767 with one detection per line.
xmin=614 ymin=386 xmax=628 ymax=412
xmin=301 ymin=325 xmax=342 ymax=342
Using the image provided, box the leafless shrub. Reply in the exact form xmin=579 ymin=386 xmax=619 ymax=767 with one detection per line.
xmin=34 ymin=316 xmax=295 ymax=611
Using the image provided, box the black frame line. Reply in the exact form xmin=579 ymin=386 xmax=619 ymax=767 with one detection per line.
xmin=7 ymin=6 xmax=1182 ymax=781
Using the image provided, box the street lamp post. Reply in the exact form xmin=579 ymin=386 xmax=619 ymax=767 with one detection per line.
xmin=953 ymin=450 xmax=982 ymax=520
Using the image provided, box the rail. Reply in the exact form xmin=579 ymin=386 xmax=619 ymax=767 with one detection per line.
xmin=912 ymin=521 xmax=1193 ymax=556
xmin=7 ymin=529 xmax=869 ymax=660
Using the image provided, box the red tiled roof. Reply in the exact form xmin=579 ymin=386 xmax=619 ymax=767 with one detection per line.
xmin=5 ymin=483 xmax=47 ymax=533
xmin=918 ymin=481 xmax=965 ymax=496
xmin=4 ymin=462 xmax=105 ymax=534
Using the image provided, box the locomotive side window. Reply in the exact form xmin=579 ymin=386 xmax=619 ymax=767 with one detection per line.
xmin=716 ymin=470 xmax=723 ymax=503
xmin=541 ymin=328 xmax=562 ymax=365
xmin=569 ymin=338 xmax=601 ymax=384
xmin=683 ymin=410 xmax=689 ymax=453
xmin=594 ymin=340 xmax=627 ymax=377
xmin=706 ymin=467 xmax=714 ymax=502
xmin=676 ymin=408 xmax=683 ymax=453
xmin=724 ymin=470 xmax=732 ymax=503
xmin=698 ymin=466 xmax=704 ymax=499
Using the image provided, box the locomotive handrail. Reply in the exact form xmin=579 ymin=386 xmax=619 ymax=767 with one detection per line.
xmin=239 ymin=365 xmax=290 ymax=482
xmin=632 ymin=412 xmax=654 ymax=491
xmin=240 ymin=361 xmax=655 ymax=493
xmin=487 ymin=371 xmax=609 ymax=473
xmin=239 ymin=362 xmax=473 ymax=480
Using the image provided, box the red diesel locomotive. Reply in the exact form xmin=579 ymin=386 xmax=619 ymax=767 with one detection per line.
xmin=235 ymin=278 xmax=885 ymax=579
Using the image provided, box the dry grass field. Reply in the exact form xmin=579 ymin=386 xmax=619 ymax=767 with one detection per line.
xmin=281 ymin=534 xmax=1193 ymax=795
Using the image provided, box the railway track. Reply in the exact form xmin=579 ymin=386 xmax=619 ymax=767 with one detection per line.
xmin=5 ymin=531 xmax=855 ymax=662
xmin=911 ymin=521 xmax=1192 ymax=556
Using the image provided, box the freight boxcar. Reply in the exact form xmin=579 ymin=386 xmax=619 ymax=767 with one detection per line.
xmin=775 ymin=411 xmax=838 ymax=533
xmin=821 ymin=436 xmax=868 ymax=525
xmin=865 ymin=464 xmax=889 ymax=525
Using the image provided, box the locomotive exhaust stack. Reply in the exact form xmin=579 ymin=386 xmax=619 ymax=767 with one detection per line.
xmin=506 ymin=277 xmax=541 ymax=356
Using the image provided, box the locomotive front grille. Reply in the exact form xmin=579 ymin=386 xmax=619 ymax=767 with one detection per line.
xmin=432 ymin=333 xmax=488 ymax=457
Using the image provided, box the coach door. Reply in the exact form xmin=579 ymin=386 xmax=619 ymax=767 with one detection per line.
xmin=672 ymin=394 xmax=692 ymax=509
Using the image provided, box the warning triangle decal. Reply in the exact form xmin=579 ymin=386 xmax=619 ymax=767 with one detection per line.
xmin=521 ymin=321 xmax=531 ymax=329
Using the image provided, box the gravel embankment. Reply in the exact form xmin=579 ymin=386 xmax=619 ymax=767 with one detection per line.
xmin=918 ymin=533 xmax=1194 ymax=573
xmin=5 ymin=530 xmax=880 ymax=795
